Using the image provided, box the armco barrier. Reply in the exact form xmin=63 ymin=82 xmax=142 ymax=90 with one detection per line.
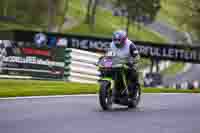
xmin=64 ymin=48 xmax=72 ymax=80
xmin=66 ymin=48 xmax=102 ymax=84
xmin=65 ymin=48 xmax=174 ymax=84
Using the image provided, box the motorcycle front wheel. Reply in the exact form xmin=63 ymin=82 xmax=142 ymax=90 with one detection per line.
xmin=99 ymin=81 xmax=112 ymax=110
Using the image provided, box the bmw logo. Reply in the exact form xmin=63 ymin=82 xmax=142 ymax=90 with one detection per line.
xmin=34 ymin=33 xmax=47 ymax=47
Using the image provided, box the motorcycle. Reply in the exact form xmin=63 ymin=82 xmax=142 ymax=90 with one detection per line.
xmin=96 ymin=55 xmax=141 ymax=110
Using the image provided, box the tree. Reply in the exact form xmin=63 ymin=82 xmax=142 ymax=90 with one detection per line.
xmin=47 ymin=0 xmax=58 ymax=32
xmin=114 ymin=0 xmax=161 ymax=34
xmin=0 ymin=0 xmax=8 ymax=16
xmin=85 ymin=0 xmax=93 ymax=24
xmin=0 ymin=0 xmax=68 ymax=31
xmin=3 ymin=0 xmax=8 ymax=16
xmin=176 ymin=0 xmax=200 ymax=39
xmin=85 ymin=0 xmax=100 ymax=30
xmin=91 ymin=0 xmax=99 ymax=29
xmin=57 ymin=0 xmax=70 ymax=32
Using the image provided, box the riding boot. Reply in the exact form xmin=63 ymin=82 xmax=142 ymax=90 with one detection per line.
xmin=128 ymin=76 xmax=140 ymax=100
xmin=128 ymin=82 xmax=136 ymax=100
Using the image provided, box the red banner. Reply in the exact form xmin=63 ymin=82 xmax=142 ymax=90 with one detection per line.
xmin=22 ymin=48 xmax=51 ymax=57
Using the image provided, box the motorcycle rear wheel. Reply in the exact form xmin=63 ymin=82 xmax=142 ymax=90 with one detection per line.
xmin=128 ymin=84 xmax=141 ymax=108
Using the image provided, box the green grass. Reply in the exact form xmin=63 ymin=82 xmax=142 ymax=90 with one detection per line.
xmin=0 ymin=79 xmax=199 ymax=98
xmin=160 ymin=62 xmax=185 ymax=76
xmin=0 ymin=79 xmax=99 ymax=97
xmin=143 ymin=87 xmax=200 ymax=93
xmin=0 ymin=22 xmax=44 ymax=31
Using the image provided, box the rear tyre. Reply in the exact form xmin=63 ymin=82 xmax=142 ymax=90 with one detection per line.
xmin=99 ymin=81 xmax=112 ymax=110
xmin=128 ymin=84 xmax=141 ymax=108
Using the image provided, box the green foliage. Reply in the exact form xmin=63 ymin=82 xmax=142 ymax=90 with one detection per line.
xmin=0 ymin=0 xmax=68 ymax=29
xmin=116 ymin=0 xmax=161 ymax=23
xmin=66 ymin=5 xmax=167 ymax=43
xmin=158 ymin=0 xmax=200 ymax=39
xmin=157 ymin=0 xmax=182 ymax=30
xmin=160 ymin=62 xmax=185 ymax=76
xmin=176 ymin=0 xmax=200 ymax=38
xmin=0 ymin=0 xmax=167 ymax=43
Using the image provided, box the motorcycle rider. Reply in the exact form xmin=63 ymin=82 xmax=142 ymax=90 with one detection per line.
xmin=106 ymin=30 xmax=140 ymax=101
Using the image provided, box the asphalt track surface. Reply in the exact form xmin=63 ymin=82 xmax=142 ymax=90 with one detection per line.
xmin=0 ymin=94 xmax=200 ymax=133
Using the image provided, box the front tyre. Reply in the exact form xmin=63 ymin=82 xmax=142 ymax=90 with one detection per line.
xmin=99 ymin=81 xmax=112 ymax=110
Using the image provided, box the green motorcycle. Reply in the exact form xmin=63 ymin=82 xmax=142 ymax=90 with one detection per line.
xmin=97 ymin=55 xmax=141 ymax=110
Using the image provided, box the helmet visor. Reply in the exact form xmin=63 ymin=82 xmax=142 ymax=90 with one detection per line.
xmin=113 ymin=39 xmax=122 ymax=48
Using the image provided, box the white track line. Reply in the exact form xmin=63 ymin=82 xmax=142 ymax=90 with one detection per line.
xmin=0 ymin=94 xmax=98 ymax=100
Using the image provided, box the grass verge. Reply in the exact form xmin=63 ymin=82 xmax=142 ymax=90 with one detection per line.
xmin=0 ymin=79 xmax=199 ymax=98
xmin=0 ymin=79 xmax=98 ymax=97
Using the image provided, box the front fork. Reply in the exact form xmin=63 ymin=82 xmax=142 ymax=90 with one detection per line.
xmin=99 ymin=70 xmax=128 ymax=96
xmin=121 ymin=69 xmax=129 ymax=95
xmin=99 ymin=78 xmax=114 ymax=89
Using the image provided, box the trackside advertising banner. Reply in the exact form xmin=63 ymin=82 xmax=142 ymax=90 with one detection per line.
xmin=1 ymin=30 xmax=200 ymax=64
xmin=9 ymin=30 xmax=200 ymax=63
xmin=0 ymin=38 xmax=65 ymax=79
